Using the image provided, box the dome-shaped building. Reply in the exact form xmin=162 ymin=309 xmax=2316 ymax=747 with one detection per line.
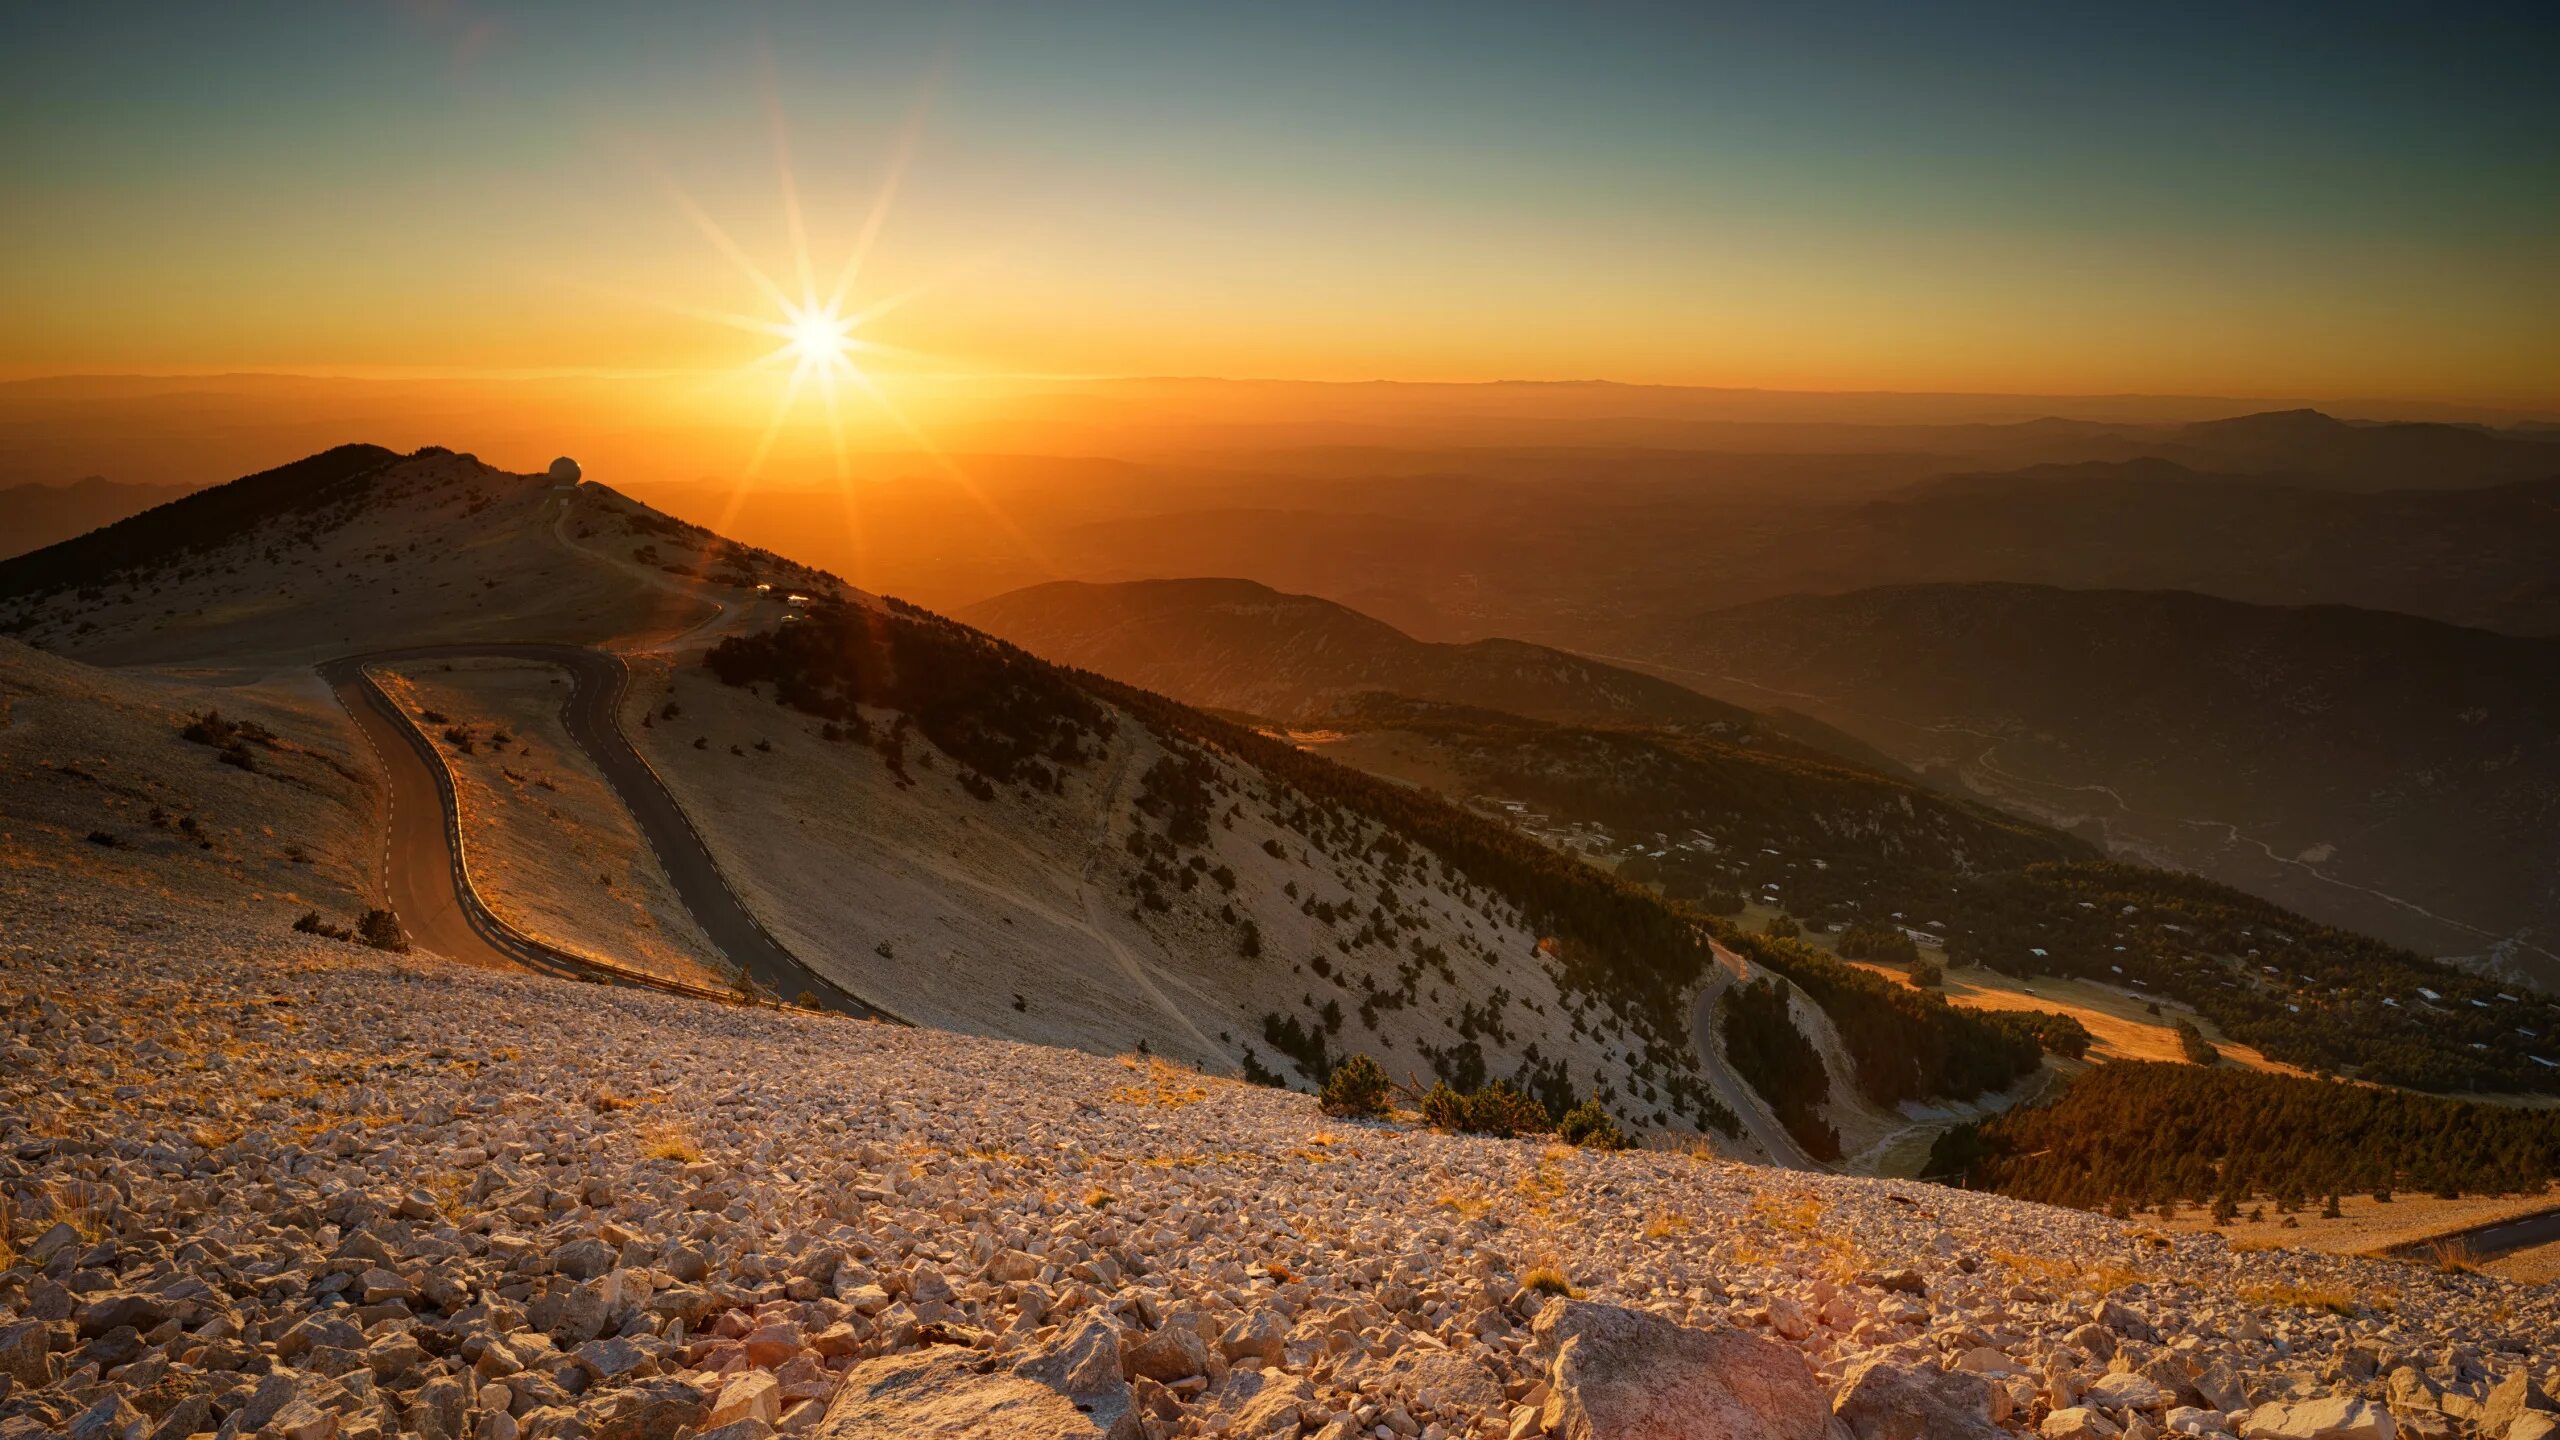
xmin=547 ymin=456 xmax=583 ymax=486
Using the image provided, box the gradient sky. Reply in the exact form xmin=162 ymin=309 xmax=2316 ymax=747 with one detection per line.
xmin=3 ymin=2 xmax=2555 ymax=404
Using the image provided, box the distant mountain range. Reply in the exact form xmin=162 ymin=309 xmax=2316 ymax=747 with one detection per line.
xmin=1639 ymin=582 xmax=2560 ymax=985
xmin=0 ymin=476 xmax=197 ymax=560
xmin=1831 ymin=461 xmax=2560 ymax=635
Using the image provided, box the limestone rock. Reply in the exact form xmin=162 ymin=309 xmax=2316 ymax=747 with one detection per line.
xmin=1533 ymin=1298 xmax=1828 ymax=1440
xmin=2241 ymin=1397 xmax=2396 ymax=1440
xmin=1832 ymin=1356 xmax=2006 ymax=1440
xmin=823 ymin=1320 xmax=1139 ymax=1439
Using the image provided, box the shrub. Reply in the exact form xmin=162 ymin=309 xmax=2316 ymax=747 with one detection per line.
xmin=356 ymin=908 xmax=410 ymax=953
xmin=1909 ymin=957 xmax=1944 ymax=989
xmin=1557 ymin=1099 xmax=1628 ymax=1150
xmin=84 ymin=830 xmax=120 ymax=848
xmin=2175 ymin=1018 xmax=2219 ymax=1066
xmin=1421 ymin=1080 xmax=1554 ymax=1138
xmin=1319 ymin=1054 xmax=1393 ymax=1118
xmin=292 ymin=910 xmax=353 ymax=942
xmin=1418 ymin=1081 xmax=1468 ymax=1130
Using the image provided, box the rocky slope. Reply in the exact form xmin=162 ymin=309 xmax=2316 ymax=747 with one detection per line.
xmin=6 ymin=878 xmax=2555 ymax=1440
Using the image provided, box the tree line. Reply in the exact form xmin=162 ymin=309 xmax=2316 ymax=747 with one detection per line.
xmin=1931 ymin=1061 xmax=2560 ymax=1211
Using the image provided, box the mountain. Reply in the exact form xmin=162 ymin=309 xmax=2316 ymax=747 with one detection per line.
xmin=13 ymin=444 xmax=2056 ymax=1161
xmin=0 ymin=475 xmax=197 ymax=559
xmin=1841 ymin=463 xmax=2560 ymax=634
xmin=2164 ymin=408 xmax=2560 ymax=491
xmin=0 ymin=443 xmax=839 ymax=669
xmin=1641 ymin=583 xmax=2560 ymax=989
xmin=960 ymin=576 xmax=1888 ymax=765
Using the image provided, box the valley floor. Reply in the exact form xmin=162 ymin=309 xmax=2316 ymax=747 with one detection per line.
xmin=6 ymin=879 xmax=2553 ymax=1440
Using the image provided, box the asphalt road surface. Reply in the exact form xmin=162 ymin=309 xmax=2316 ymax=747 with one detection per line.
xmin=2389 ymin=1204 xmax=2560 ymax=1266
xmin=321 ymin=643 xmax=894 ymax=1019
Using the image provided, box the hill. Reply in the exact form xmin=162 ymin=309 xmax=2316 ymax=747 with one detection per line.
xmin=961 ymin=576 xmax=1893 ymax=766
xmin=1642 ymin=584 xmax=2560 ymax=988
xmin=963 ymin=577 xmax=1770 ymax=731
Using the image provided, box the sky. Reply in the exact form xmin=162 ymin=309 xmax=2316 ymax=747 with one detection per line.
xmin=3 ymin=1 xmax=2556 ymax=408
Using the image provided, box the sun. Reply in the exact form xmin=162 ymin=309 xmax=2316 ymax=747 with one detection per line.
xmin=644 ymin=79 xmax=966 ymax=483
xmin=782 ymin=300 xmax=858 ymax=367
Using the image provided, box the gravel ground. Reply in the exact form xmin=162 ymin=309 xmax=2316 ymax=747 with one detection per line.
xmin=4 ymin=879 xmax=2554 ymax=1440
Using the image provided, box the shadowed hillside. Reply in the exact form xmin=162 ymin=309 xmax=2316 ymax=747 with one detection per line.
xmin=1641 ymin=583 xmax=2560 ymax=986
xmin=962 ymin=576 xmax=1888 ymax=766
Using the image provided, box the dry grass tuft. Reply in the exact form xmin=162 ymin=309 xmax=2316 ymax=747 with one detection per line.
xmin=2240 ymin=1281 xmax=2373 ymax=1315
xmin=423 ymin=1169 xmax=470 ymax=1220
xmin=2424 ymin=1238 xmax=2480 ymax=1275
xmin=1514 ymin=1159 xmax=1567 ymax=1214
xmin=639 ymin=1119 xmax=702 ymax=1163
xmin=1521 ymin=1263 xmax=1577 ymax=1297
xmin=1108 ymin=1058 xmax=1210 ymax=1110
xmin=1991 ymin=1249 xmax=2153 ymax=1297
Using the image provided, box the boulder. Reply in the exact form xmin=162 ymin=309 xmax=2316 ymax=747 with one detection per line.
xmin=2484 ymin=1373 xmax=2558 ymax=1437
xmin=552 ymin=1238 xmax=617 ymax=1281
xmin=1531 ymin=1298 xmax=1829 ymax=1440
xmin=712 ymin=1372 xmax=784 ymax=1430
xmin=1120 ymin=1323 xmax=1210 ymax=1383
xmin=0 ymin=1321 xmax=48 ymax=1388
xmin=63 ymin=1393 xmax=147 ymax=1440
xmin=1219 ymin=1308 xmax=1290 ymax=1366
xmin=2044 ymin=1410 xmax=2123 ymax=1440
xmin=1376 ymin=1347 xmax=1504 ymax=1418
xmin=73 ymin=1292 xmax=169 ymax=1340
xmin=586 ymin=1377 xmax=712 ymax=1440
xmin=1832 ymin=1356 xmax=2006 ymax=1440
xmin=744 ymin=1323 xmax=804 ymax=1368
xmin=2087 ymin=1372 xmax=2177 ymax=1411
xmin=2241 ymin=1397 xmax=2395 ymax=1440
xmin=1207 ymin=1368 xmax=1318 ymax=1438
xmin=821 ymin=1318 xmax=1139 ymax=1439
xmin=2099 ymin=1299 xmax=2161 ymax=1343
xmin=1765 ymin=1296 xmax=1814 ymax=1341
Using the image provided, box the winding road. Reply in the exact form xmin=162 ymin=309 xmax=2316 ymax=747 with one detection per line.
xmin=2387 ymin=1204 xmax=2560 ymax=1267
xmin=321 ymin=642 xmax=896 ymax=1020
